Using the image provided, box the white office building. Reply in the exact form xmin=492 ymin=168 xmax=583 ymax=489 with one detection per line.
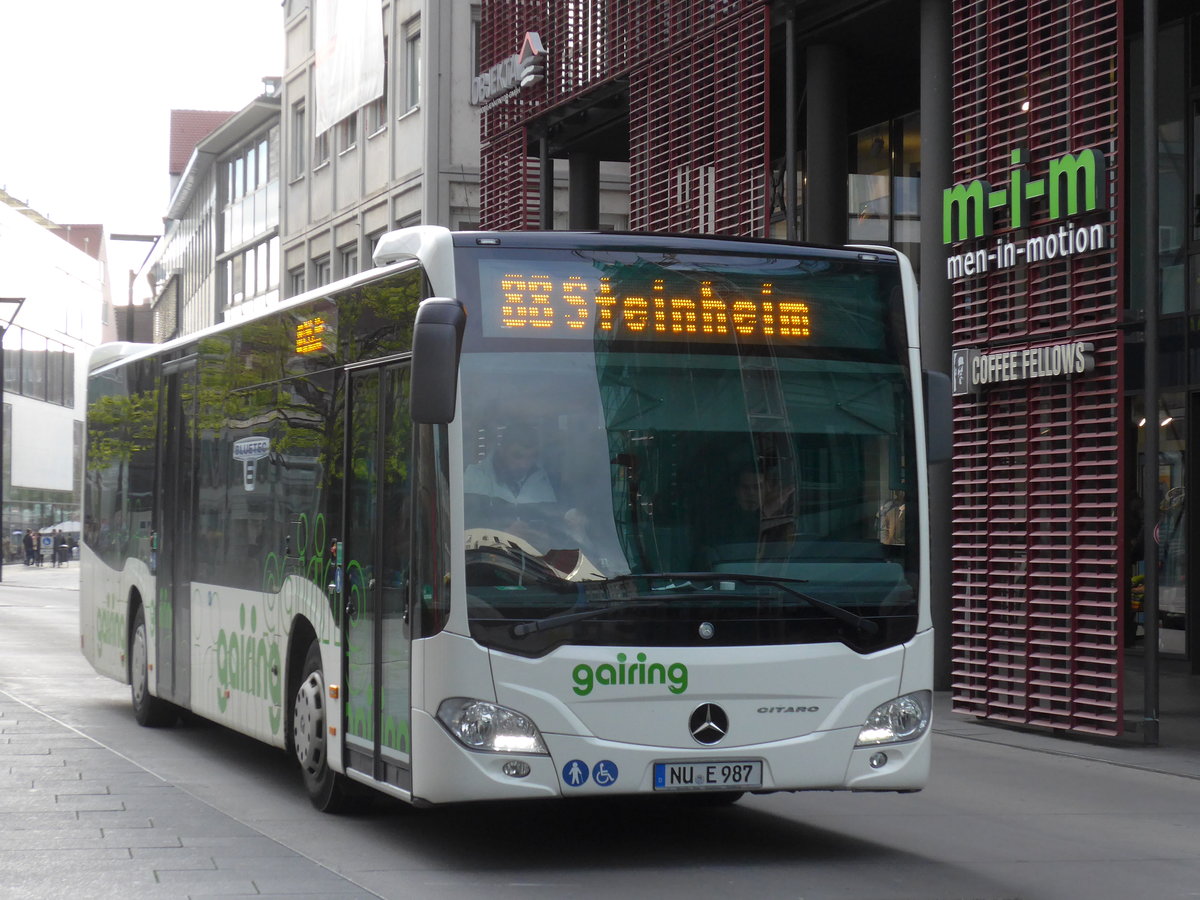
xmin=0 ymin=190 xmax=110 ymax=556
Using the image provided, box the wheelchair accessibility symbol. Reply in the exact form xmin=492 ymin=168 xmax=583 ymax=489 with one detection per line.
xmin=592 ymin=760 xmax=618 ymax=787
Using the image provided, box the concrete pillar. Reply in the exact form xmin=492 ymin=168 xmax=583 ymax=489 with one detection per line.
xmin=568 ymin=152 xmax=600 ymax=230
xmin=805 ymin=44 xmax=847 ymax=245
xmin=540 ymin=138 xmax=555 ymax=230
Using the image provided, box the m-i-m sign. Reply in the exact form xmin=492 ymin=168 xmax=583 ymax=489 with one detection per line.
xmin=943 ymin=148 xmax=1106 ymax=244
xmin=942 ymin=148 xmax=1110 ymax=280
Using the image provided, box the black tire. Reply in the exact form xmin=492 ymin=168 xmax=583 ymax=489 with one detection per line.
xmin=130 ymin=605 xmax=176 ymax=727
xmin=293 ymin=641 xmax=352 ymax=812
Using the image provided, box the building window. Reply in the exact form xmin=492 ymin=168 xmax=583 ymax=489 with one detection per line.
xmin=314 ymin=256 xmax=331 ymax=287
xmin=0 ymin=326 xmax=73 ymax=407
xmin=340 ymin=245 xmax=359 ymax=279
xmin=369 ymin=36 xmax=389 ymax=133
xmin=405 ymin=17 xmax=422 ymax=112
xmin=222 ymin=130 xmax=279 ymax=253
xmin=231 ymin=253 xmax=245 ymax=305
xmin=22 ymin=331 xmax=46 ymax=402
xmin=314 ymin=130 xmax=330 ymax=168
xmin=291 ymin=101 xmax=306 ymax=178
xmin=847 ymin=112 xmax=921 ymax=272
xmin=367 ymin=229 xmax=386 ymax=263
xmin=3 ymin=328 xmax=19 ymax=396
xmin=289 ymin=267 xmax=307 ymax=298
xmin=471 ymin=6 xmax=482 ymax=73
xmin=339 ymin=113 xmax=358 ymax=154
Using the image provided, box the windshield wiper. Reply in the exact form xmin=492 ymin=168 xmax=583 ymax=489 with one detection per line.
xmin=637 ymin=572 xmax=880 ymax=636
xmin=512 ymin=601 xmax=666 ymax=637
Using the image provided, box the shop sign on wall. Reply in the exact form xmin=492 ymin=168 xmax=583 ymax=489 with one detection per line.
xmin=943 ymin=148 xmax=1109 ymax=281
xmin=952 ymin=342 xmax=1095 ymax=396
xmin=471 ymin=32 xmax=547 ymax=110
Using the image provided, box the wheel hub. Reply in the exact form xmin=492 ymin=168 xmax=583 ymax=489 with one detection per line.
xmin=131 ymin=624 xmax=148 ymax=706
xmin=293 ymin=670 xmax=327 ymax=776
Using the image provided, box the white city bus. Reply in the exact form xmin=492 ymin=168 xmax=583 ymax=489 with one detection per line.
xmin=81 ymin=227 xmax=948 ymax=810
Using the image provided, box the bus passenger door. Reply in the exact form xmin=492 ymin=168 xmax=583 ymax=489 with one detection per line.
xmin=155 ymin=358 xmax=197 ymax=706
xmin=343 ymin=363 xmax=414 ymax=788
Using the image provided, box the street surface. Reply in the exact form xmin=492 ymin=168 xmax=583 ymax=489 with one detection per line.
xmin=2 ymin=564 xmax=1200 ymax=899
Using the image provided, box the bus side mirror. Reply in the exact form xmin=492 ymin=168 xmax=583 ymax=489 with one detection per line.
xmin=411 ymin=297 xmax=467 ymax=424
xmin=923 ymin=370 xmax=952 ymax=464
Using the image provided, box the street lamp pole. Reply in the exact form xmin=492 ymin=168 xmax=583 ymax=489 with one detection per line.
xmin=0 ymin=298 xmax=27 ymax=584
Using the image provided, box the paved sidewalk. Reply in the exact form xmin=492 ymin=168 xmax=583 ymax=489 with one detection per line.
xmin=0 ymin=562 xmax=379 ymax=899
xmin=935 ymin=681 xmax=1200 ymax=781
xmin=0 ymin=559 xmax=82 ymax=590
xmin=0 ymin=692 xmax=379 ymax=899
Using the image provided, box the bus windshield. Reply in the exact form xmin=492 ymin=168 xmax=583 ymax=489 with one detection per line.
xmin=457 ymin=244 xmax=918 ymax=657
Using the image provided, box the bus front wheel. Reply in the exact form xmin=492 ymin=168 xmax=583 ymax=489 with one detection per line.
xmin=293 ymin=641 xmax=350 ymax=812
xmin=130 ymin=605 xmax=176 ymax=727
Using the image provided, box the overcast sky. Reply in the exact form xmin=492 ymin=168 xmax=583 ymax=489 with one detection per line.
xmin=1 ymin=0 xmax=284 ymax=237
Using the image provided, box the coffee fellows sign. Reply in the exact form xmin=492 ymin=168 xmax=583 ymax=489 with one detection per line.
xmin=952 ymin=342 xmax=1095 ymax=397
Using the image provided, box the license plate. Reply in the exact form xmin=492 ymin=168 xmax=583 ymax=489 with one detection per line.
xmin=653 ymin=760 xmax=763 ymax=791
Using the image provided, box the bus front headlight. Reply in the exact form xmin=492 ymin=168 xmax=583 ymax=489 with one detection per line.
xmin=855 ymin=691 xmax=932 ymax=746
xmin=436 ymin=698 xmax=549 ymax=754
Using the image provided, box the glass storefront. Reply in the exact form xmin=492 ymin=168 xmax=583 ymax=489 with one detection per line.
xmin=1128 ymin=394 xmax=1188 ymax=656
xmin=848 ymin=112 xmax=921 ymax=268
xmin=1126 ymin=12 xmax=1200 ymax=668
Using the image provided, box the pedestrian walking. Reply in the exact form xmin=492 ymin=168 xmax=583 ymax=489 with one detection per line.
xmin=22 ymin=530 xmax=33 ymax=566
xmin=58 ymin=533 xmax=70 ymax=567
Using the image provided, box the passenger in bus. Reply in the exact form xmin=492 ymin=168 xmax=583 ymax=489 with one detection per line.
xmin=727 ymin=466 xmax=767 ymax=542
xmin=699 ymin=463 xmax=797 ymax=564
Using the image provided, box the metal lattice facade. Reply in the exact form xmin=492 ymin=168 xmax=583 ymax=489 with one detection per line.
xmin=949 ymin=0 xmax=1125 ymax=735
xmin=479 ymin=1 xmax=769 ymax=236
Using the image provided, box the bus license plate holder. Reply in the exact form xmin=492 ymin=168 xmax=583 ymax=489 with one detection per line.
xmin=653 ymin=760 xmax=763 ymax=791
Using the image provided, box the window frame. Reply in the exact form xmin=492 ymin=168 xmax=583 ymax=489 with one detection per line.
xmin=404 ymin=17 xmax=422 ymax=113
xmin=290 ymin=100 xmax=307 ymax=180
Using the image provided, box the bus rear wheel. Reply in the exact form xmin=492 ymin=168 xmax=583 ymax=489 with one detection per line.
xmin=130 ymin=605 xmax=175 ymax=727
xmin=293 ymin=641 xmax=351 ymax=812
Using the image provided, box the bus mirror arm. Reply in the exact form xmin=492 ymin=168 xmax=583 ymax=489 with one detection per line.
xmin=411 ymin=297 xmax=467 ymax=425
xmin=922 ymin=370 xmax=952 ymax=464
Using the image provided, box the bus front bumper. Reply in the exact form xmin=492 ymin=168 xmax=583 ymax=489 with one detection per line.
xmin=408 ymin=709 xmax=930 ymax=805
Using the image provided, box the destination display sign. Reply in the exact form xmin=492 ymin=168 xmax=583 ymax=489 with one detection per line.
xmin=295 ymin=316 xmax=327 ymax=354
xmin=477 ymin=253 xmax=894 ymax=350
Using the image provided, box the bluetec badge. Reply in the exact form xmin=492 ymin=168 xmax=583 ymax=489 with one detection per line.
xmin=562 ymin=759 xmax=589 ymax=787
xmin=592 ymin=760 xmax=618 ymax=787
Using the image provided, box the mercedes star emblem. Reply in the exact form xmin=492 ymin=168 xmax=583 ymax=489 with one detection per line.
xmin=689 ymin=703 xmax=729 ymax=745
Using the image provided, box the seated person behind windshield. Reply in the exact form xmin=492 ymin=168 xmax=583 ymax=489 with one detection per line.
xmin=465 ymin=424 xmax=584 ymax=546
xmin=701 ymin=464 xmax=797 ymax=560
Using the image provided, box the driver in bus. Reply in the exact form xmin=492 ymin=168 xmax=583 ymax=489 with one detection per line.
xmin=465 ymin=423 xmax=556 ymax=507
xmin=464 ymin=423 xmax=586 ymax=547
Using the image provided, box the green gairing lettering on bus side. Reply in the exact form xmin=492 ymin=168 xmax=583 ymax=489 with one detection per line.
xmin=572 ymin=653 xmax=688 ymax=696
xmin=94 ymin=591 xmax=125 ymax=661
xmin=155 ymin=587 xmax=173 ymax=639
xmin=216 ymin=602 xmax=283 ymax=734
